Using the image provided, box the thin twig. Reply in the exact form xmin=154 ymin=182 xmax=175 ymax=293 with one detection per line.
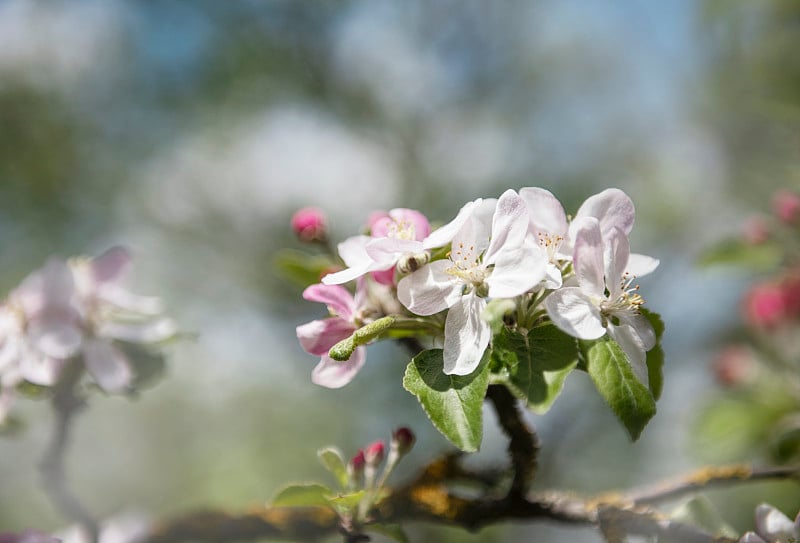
xmin=626 ymin=463 xmax=800 ymax=506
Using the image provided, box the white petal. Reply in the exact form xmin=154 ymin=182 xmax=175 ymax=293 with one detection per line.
xmin=397 ymin=261 xmax=460 ymax=316
xmin=619 ymin=313 xmax=656 ymax=350
xmin=574 ymin=188 xmax=635 ymax=237
xmin=19 ymin=351 xmax=64 ymax=386
xmin=311 ymin=348 xmax=366 ymax=389
xmin=443 ymin=294 xmax=491 ymax=375
xmin=28 ymin=320 xmax=82 ymax=359
xmin=486 ymin=242 xmax=547 ymax=298
xmin=626 ymin=253 xmax=660 ymax=278
xmin=452 ymin=212 xmax=491 ymax=260
xmin=96 ymin=319 xmax=177 ymax=344
xmin=98 ymin=285 xmax=163 ymax=315
xmin=755 ymin=503 xmax=796 ymax=542
xmin=542 ymin=263 xmax=563 ymax=290
xmin=604 ymin=227 xmax=630 ymax=297
xmin=423 ymin=198 xmax=496 ymax=250
xmin=519 ymin=187 xmax=568 ymax=236
xmin=571 ymin=217 xmax=606 ymax=298
xmin=544 ymin=288 xmax=605 ymax=340
xmin=485 ymin=190 xmax=528 ymax=263
xmin=608 ymin=323 xmax=648 ymax=386
xmin=365 ymin=238 xmax=423 ymax=267
xmin=322 ymin=236 xmax=376 ymax=285
xmin=83 ymin=338 xmax=133 ymax=393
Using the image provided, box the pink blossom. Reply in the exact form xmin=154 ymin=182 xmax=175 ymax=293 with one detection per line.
xmin=291 ymin=207 xmax=328 ymax=242
xmin=773 ymin=190 xmax=800 ymax=225
xmin=323 ymin=208 xmax=431 ymax=286
xmin=296 ymin=283 xmax=367 ymax=388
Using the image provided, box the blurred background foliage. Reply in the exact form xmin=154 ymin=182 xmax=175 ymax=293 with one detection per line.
xmin=1 ymin=1 xmax=799 ymax=541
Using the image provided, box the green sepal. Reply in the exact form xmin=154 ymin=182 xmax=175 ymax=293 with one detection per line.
xmin=403 ymin=349 xmax=489 ymax=452
xmin=640 ymin=309 xmax=665 ymax=401
xmin=270 ymin=483 xmax=334 ymax=508
xmin=274 ymin=249 xmax=337 ymax=288
xmin=491 ymin=325 xmax=577 ymax=413
xmin=581 ymin=337 xmax=656 ymax=441
xmin=116 ymin=341 xmax=167 ymax=391
xmin=317 ymin=447 xmax=349 ymax=490
xmin=329 ymin=316 xmax=397 ymax=361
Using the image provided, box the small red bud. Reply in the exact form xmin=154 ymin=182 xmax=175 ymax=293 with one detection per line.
xmin=291 ymin=207 xmax=328 ymax=242
xmin=350 ymin=449 xmax=365 ymax=472
xmin=364 ymin=440 xmax=385 ymax=467
xmin=391 ymin=427 xmax=415 ymax=456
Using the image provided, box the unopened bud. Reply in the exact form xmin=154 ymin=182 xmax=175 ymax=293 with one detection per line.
xmin=773 ymin=190 xmax=800 ymax=225
xmin=391 ymin=427 xmax=415 ymax=456
xmin=364 ymin=440 xmax=385 ymax=467
xmin=291 ymin=207 xmax=328 ymax=242
xmin=350 ymin=449 xmax=365 ymax=470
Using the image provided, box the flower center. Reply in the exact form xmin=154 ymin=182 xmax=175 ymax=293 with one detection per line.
xmin=445 ymin=242 xmax=488 ymax=289
xmin=600 ymin=272 xmax=645 ymax=318
xmin=387 ymin=219 xmax=416 ymax=241
xmin=536 ymin=231 xmax=563 ymax=261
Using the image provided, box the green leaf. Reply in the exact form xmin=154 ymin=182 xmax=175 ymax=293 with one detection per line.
xmin=530 ymin=361 xmax=578 ymax=415
xmin=698 ymin=239 xmax=782 ymax=271
xmin=670 ymin=496 xmax=738 ymax=539
xmin=365 ymin=524 xmax=409 ymax=543
xmin=317 ymin=447 xmax=349 ymax=490
xmin=640 ymin=309 xmax=665 ymax=401
xmin=326 ymin=490 xmax=366 ymax=511
xmin=329 ymin=316 xmax=397 ymax=361
xmin=403 ymin=349 xmax=489 ymax=452
xmin=491 ymin=326 xmax=577 ymax=412
xmin=274 ymin=249 xmax=336 ymax=288
xmin=270 ymin=483 xmax=333 ymax=508
xmin=581 ymin=337 xmax=656 ymax=441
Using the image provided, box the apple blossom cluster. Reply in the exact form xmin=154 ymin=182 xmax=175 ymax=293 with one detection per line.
xmin=296 ymin=187 xmax=659 ymax=387
xmin=0 ymin=247 xmax=177 ymax=424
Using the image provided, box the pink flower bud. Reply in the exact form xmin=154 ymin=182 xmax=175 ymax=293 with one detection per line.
xmin=364 ymin=440 xmax=385 ymax=467
xmin=712 ymin=346 xmax=754 ymax=387
xmin=742 ymin=216 xmax=769 ymax=245
xmin=391 ymin=427 xmax=415 ymax=456
xmin=773 ymin=190 xmax=800 ymax=225
xmin=743 ymin=282 xmax=787 ymax=328
xmin=291 ymin=207 xmax=328 ymax=242
xmin=350 ymin=449 xmax=365 ymax=473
